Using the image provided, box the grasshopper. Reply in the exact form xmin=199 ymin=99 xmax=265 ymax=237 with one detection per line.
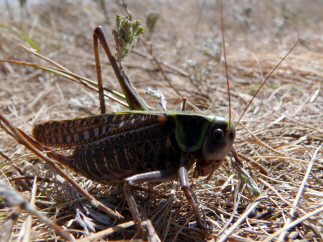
xmin=0 ymin=4 xmax=298 ymax=240
xmin=31 ymin=25 xmax=236 ymax=237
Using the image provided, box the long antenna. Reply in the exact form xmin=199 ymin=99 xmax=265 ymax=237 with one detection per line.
xmin=236 ymin=19 xmax=299 ymax=127
xmin=220 ymin=0 xmax=231 ymax=126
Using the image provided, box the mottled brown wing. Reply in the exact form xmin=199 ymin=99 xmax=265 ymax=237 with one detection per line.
xmin=33 ymin=112 xmax=173 ymax=148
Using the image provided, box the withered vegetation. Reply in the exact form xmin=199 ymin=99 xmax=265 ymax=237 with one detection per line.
xmin=0 ymin=0 xmax=322 ymax=241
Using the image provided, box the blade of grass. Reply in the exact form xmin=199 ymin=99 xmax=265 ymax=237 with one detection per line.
xmin=0 ymin=59 xmax=129 ymax=108
xmin=0 ymin=24 xmax=40 ymax=52
xmin=18 ymin=44 xmax=128 ymax=101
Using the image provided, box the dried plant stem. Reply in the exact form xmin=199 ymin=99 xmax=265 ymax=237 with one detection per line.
xmin=258 ymin=177 xmax=323 ymax=226
xmin=8 ymin=176 xmax=51 ymax=182
xmin=1 ymin=206 xmax=23 ymax=242
xmin=19 ymin=44 xmax=70 ymax=72
xmin=263 ymin=205 xmax=323 ymax=242
xmin=0 ymin=180 xmax=73 ymax=241
xmin=277 ymin=143 xmax=323 ymax=241
xmin=131 ymin=49 xmax=190 ymax=77
xmin=217 ymin=193 xmax=267 ymax=242
xmin=74 ymin=221 xmax=135 ymax=242
xmin=241 ymin=123 xmax=286 ymax=156
xmin=0 ymin=150 xmax=11 ymax=161
xmin=20 ymin=177 xmax=37 ymax=242
xmin=249 ymin=155 xmax=323 ymax=169
xmin=217 ymin=186 xmax=241 ymax=237
xmin=142 ymin=220 xmax=161 ymax=242
xmin=140 ymin=38 xmax=200 ymax=111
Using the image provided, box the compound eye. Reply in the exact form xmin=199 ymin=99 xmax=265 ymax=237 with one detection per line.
xmin=213 ymin=128 xmax=225 ymax=142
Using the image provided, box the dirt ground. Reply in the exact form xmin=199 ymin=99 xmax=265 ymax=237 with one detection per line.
xmin=0 ymin=0 xmax=322 ymax=241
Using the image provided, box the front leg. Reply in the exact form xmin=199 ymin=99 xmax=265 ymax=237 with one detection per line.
xmin=124 ymin=170 xmax=178 ymax=239
xmin=179 ymin=153 xmax=208 ymax=230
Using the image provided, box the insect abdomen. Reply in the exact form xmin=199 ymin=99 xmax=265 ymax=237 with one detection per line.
xmin=73 ymin=137 xmax=180 ymax=184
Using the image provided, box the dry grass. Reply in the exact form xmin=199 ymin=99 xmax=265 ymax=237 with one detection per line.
xmin=0 ymin=0 xmax=322 ymax=241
